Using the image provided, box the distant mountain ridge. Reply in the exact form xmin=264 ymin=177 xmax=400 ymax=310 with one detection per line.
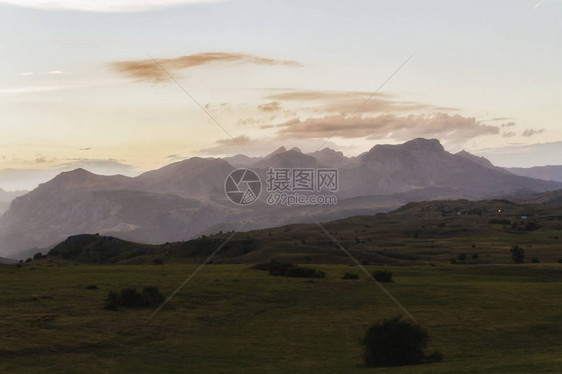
xmin=1 ymin=138 xmax=561 ymax=258
xmin=506 ymin=165 xmax=562 ymax=183
xmin=0 ymin=188 xmax=28 ymax=216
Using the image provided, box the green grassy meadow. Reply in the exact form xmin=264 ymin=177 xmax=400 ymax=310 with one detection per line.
xmin=1 ymin=263 xmax=562 ymax=373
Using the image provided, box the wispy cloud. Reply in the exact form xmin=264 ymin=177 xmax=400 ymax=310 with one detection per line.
xmin=265 ymin=89 xmax=454 ymax=114
xmin=0 ymin=81 xmax=110 ymax=95
xmin=271 ymin=113 xmax=499 ymax=144
xmin=47 ymin=70 xmax=71 ymax=75
xmin=502 ymin=131 xmax=516 ymax=138
xmin=0 ymin=0 xmax=225 ymax=13
xmin=257 ymin=101 xmax=282 ymax=112
xmin=0 ymin=85 xmax=78 ymax=95
xmin=522 ymin=128 xmax=545 ymax=137
xmin=110 ymin=52 xmax=302 ymax=82
xmin=18 ymin=72 xmax=34 ymax=76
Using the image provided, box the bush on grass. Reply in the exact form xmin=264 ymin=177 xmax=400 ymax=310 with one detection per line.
xmin=510 ymin=245 xmax=525 ymax=264
xmin=104 ymin=286 xmax=164 ymax=310
xmin=373 ymin=270 xmax=393 ymax=283
xmin=254 ymin=260 xmax=325 ymax=278
xmin=362 ymin=316 xmax=442 ymax=367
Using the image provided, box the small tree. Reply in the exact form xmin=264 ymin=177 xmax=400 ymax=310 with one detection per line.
xmin=362 ymin=316 xmax=435 ymax=367
xmin=373 ymin=270 xmax=393 ymax=282
xmin=510 ymin=245 xmax=525 ymax=264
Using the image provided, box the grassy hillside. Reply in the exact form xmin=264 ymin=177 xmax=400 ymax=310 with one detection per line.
xmin=1 ymin=263 xmax=561 ymax=373
xmin=38 ymin=198 xmax=562 ymax=266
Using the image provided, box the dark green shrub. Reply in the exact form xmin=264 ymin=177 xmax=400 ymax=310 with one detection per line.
xmin=85 ymin=284 xmax=98 ymax=290
xmin=488 ymin=219 xmax=510 ymax=225
xmin=104 ymin=287 xmax=164 ymax=310
xmin=472 ymin=253 xmax=479 ymax=260
xmin=104 ymin=291 xmax=120 ymax=310
xmin=152 ymin=258 xmax=163 ymax=265
xmin=342 ymin=272 xmax=359 ymax=280
xmin=119 ymin=288 xmax=146 ymax=307
xmin=524 ymin=222 xmax=539 ymax=231
xmin=362 ymin=316 xmax=439 ymax=367
xmin=373 ymin=270 xmax=393 ymax=283
xmin=510 ymin=245 xmax=525 ymax=264
xmin=531 ymin=257 xmax=540 ymax=263
xmin=285 ymin=266 xmax=325 ymax=278
xmin=254 ymin=259 xmax=294 ymax=275
xmin=457 ymin=253 xmax=466 ymax=261
xmin=142 ymin=286 xmax=165 ymax=305
xmin=254 ymin=260 xmax=325 ymax=278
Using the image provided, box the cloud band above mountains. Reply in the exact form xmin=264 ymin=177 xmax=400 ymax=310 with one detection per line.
xmin=272 ymin=113 xmax=499 ymax=142
xmin=110 ymin=52 xmax=302 ymax=82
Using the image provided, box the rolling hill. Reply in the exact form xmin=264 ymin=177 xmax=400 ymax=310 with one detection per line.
xmin=36 ymin=195 xmax=562 ymax=266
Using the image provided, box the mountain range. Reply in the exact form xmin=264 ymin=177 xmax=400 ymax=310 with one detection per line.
xmin=0 ymin=188 xmax=27 ymax=217
xmin=1 ymin=138 xmax=561 ymax=259
xmin=506 ymin=165 xmax=562 ymax=183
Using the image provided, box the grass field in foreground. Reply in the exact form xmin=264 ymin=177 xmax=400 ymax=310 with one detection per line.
xmin=1 ymin=264 xmax=562 ymax=373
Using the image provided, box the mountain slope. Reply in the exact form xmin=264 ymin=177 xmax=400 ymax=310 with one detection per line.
xmin=134 ymin=157 xmax=234 ymax=197
xmin=2 ymin=138 xmax=561 ymax=258
xmin=0 ymin=163 xmax=231 ymax=255
xmin=0 ymin=187 xmax=28 ymax=215
xmin=340 ymin=138 xmax=561 ymax=198
xmin=506 ymin=165 xmax=562 ymax=183
xmin=38 ymin=196 xmax=562 ymax=266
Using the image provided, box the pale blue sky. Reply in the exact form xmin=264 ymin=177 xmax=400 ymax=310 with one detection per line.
xmin=0 ymin=0 xmax=561 ymax=186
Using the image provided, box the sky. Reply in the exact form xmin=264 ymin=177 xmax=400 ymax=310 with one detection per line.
xmin=0 ymin=0 xmax=561 ymax=190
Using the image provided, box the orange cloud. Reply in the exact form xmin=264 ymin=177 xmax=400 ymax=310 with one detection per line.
xmin=257 ymin=101 xmax=282 ymax=112
xmin=109 ymin=52 xmax=302 ymax=82
xmin=271 ymin=113 xmax=499 ymax=143
xmin=265 ymin=89 xmax=453 ymax=114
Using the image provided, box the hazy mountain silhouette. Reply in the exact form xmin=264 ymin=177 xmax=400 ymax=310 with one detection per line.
xmin=336 ymin=138 xmax=557 ymax=198
xmin=506 ymin=165 xmax=562 ymax=183
xmin=1 ymin=138 xmax=561 ymax=257
xmin=0 ymin=187 xmax=29 ymax=216
xmin=456 ymin=150 xmax=502 ymax=170
xmin=135 ymin=157 xmax=234 ymax=197
xmin=254 ymin=148 xmax=319 ymax=169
